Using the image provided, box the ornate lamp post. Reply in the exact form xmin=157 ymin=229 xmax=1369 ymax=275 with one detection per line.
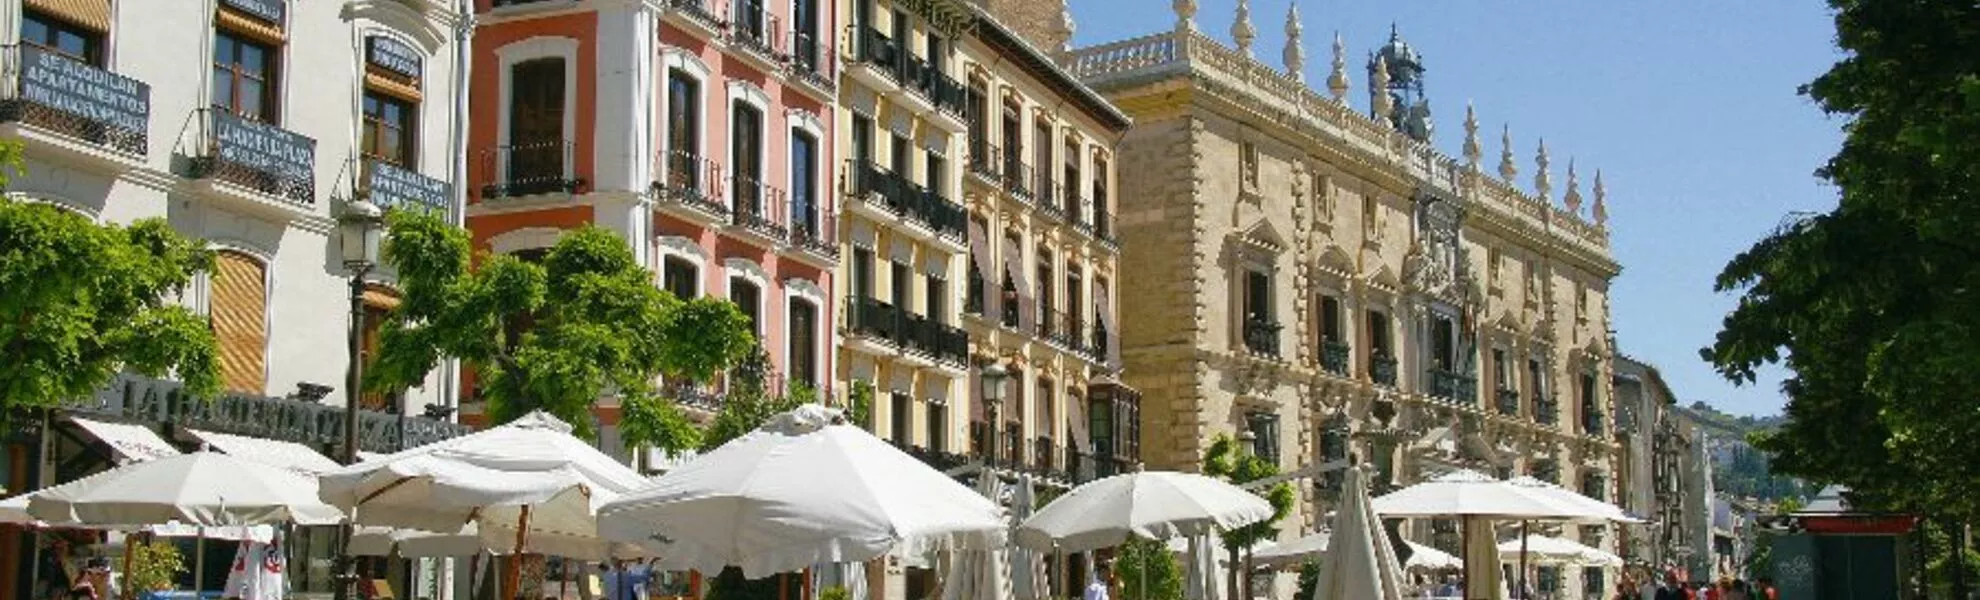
xmin=981 ymin=362 xmax=1008 ymax=468
xmin=334 ymin=199 xmax=384 ymax=600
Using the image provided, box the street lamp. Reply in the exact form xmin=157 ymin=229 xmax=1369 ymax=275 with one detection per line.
xmin=981 ymin=362 xmax=1008 ymax=468
xmin=334 ymin=199 xmax=384 ymax=600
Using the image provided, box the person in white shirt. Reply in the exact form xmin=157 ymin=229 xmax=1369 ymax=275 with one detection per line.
xmin=1083 ymin=562 xmax=1113 ymax=600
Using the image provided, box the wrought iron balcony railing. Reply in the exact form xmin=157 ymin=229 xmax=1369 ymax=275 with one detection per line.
xmin=667 ymin=0 xmax=728 ymax=32
xmin=1320 ymin=339 xmax=1350 ymax=376
xmin=790 ymin=207 xmax=839 ymax=259
xmin=1428 ymin=368 xmax=1478 ymax=406
xmin=968 ymin=142 xmax=1001 ymax=182
xmin=730 ymin=176 xmax=789 ymax=242
xmin=1242 ymin=318 xmax=1281 ymax=357
xmin=657 ymin=149 xmax=728 ymax=217
xmin=1583 ymin=410 xmax=1606 ymax=437
xmin=2 ymin=45 xmax=150 ymax=156
xmin=787 ymin=31 xmax=836 ymax=92
xmin=1535 ymin=397 xmax=1560 ymax=425
xmin=1096 ymin=207 xmax=1117 ymax=245
xmin=1370 ymin=353 xmax=1399 ymax=387
xmin=188 ymin=108 xmax=317 ymax=204
xmin=729 ymin=3 xmax=784 ymax=61
xmin=846 ymin=158 xmax=965 ymax=240
xmin=1496 ymin=388 xmax=1521 ymax=416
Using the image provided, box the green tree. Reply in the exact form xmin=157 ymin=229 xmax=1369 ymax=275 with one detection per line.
xmin=1295 ymin=560 xmax=1321 ymax=600
xmin=697 ymin=348 xmax=811 ymax=452
xmin=1115 ymin=536 xmax=1185 ymax=600
xmin=1700 ymin=0 xmax=1980 ymax=520
xmin=365 ymin=211 xmax=754 ymax=443
xmin=0 ymin=173 xmax=222 ymax=410
xmin=1201 ymin=433 xmax=1295 ymax=598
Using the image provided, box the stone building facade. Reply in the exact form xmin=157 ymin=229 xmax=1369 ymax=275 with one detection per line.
xmin=1616 ymin=355 xmax=1702 ymax=576
xmin=1064 ymin=3 xmax=1624 ymax=596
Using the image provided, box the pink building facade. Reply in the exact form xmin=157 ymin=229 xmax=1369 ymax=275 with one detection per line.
xmin=464 ymin=0 xmax=839 ymax=440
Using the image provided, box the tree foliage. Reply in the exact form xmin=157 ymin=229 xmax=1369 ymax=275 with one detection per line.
xmin=696 ymin=348 xmax=814 ymax=452
xmin=0 ymin=190 xmax=221 ymax=410
xmin=1115 ymin=536 xmax=1185 ymax=600
xmin=1201 ymin=433 xmax=1294 ymax=599
xmin=366 ymin=211 xmax=754 ymax=440
xmin=1700 ymin=0 xmax=1980 ymax=520
xmin=1202 ymin=433 xmax=1296 ymax=550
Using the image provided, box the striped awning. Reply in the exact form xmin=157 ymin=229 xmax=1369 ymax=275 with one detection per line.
xmin=24 ymin=0 xmax=110 ymax=32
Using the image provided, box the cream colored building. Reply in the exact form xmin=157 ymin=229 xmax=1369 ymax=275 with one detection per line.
xmin=1064 ymin=3 xmax=1625 ymax=597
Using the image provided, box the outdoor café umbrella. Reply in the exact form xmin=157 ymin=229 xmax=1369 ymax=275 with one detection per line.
xmin=942 ymin=471 xmax=1013 ymax=600
xmin=26 ymin=450 xmax=342 ymax=526
xmin=1016 ymin=471 xmax=1272 ymax=600
xmin=1496 ymin=535 xmax=1622 ymax=567
xmin=1311 ymin=465 xmax=1406 ymax=600
xmin=599 ymin=404 xmax=1006 ymax=578
xmin=318 ymin=411 xmax=653 ymax=597
xmin=1373 ymin=469 xmax=1594 ymax=600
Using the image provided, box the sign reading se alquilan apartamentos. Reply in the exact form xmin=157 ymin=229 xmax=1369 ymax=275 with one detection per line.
xmin=221 ymin=0 xmax=285 ymax=24
xmin=16 ymin=47 xmax=150 ymax=136
xmin=367 ymin=160 xmax=451 ymax=217
xmin=213 ymin=111 xmax=315 ymax=185
xmin=368 ymin=36 xmax=423 ymax=79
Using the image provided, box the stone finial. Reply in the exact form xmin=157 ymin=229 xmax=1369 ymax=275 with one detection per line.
xmin=1057 ymin=3 xmax=1077 ymax=54
xmin=1462 ymin=102 xmax=1481 ymax=168
xmin=1593 ymin=169 xmax=1609 ymax=226
xmin=1283 ymin=4 xmax=1305 ymax=82
xmin=1327 ymin=31 xmax=1350 ymax=101
xmin=1535 ymin=138 xmax=1553 ymax=200
xmin=1174 ymin=0 xmax=1197 ymax=32
xmin=1498 ymin=124 xmax=1518 ymax=181
xmin=1232 ymin=0 xmax=1256 ymax=57
xmin=1563 ymin=158 xmax=1583 ymax=214
xmin=1371 ymin=55 xmax=1393 ymax=124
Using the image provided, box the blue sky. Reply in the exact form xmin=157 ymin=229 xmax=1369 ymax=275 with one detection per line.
xmin=1069 ymin=1 xmax=1845 ymax=416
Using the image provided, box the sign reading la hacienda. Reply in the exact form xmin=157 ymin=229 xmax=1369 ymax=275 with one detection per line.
xmin=16 ymin=47 xmax=151 ymax=136
xmin=212 ymin=111 xmax=315 ymax=185
xmin=220 ymin=0 xmax=285 ymax=24
xmin=367 ymin=159 xmax=452 ymax=217
xmin=367 ymin=36 xmax=422 ymax=79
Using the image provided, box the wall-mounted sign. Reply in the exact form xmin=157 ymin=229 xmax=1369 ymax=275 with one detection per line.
xmin=367 ymin=159 xmax=452 ymax=217
xmin=367 ymin=36 xmax=422 ymax=80
xmin=16 ymin=46 xmax=150 ymax=135
xmin=220 ymin=0 xmax=286 ymax=24
xmin=212 ymin=111 xmax=315 ymax=186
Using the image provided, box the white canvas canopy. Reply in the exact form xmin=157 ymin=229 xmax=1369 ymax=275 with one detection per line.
xmin=1311 ymin=466 xmax=1406 ymax=600
xmin=1497 ymin=535 xmax=1622 ymax=567
xmin=317 ymin=411 xmax=651 ymax=561
xmin=599 ymin=405 xmax=1005 ymax=578
xmin=26 ymin=450 xmax=342 ymax=526
xmin=1014 ymin=471 xmax=1274 ymax=553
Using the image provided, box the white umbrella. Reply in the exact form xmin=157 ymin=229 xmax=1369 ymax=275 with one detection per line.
xmin=1311 ymin=466 xmax=1405 ymax=600
xmin=1461 ymin=517 xmax=1506 ymax=600
xmin=26 ymin=451 xmax=342 ymax=526
xmin=1402 ymin=541 xmax=1463 ymax=571
xmin=1502 ymin=477 xmax=1643 ymax=525
xmin=349 ymin=524 xmax=488 ymax=558
xmin=1182 ymin=532 xmax=1222 ymax=600
xmin=943 ymin=472 xmax=1013 ymax=600
xmin=598 ymin=404 xmax=1006 ymax=578
xmin=1496 ymin=535 xmax=1621 ymax=567
xmin=1011 ymin=475 xmax=1051 ymax=600
xmin=1251 ymin=531 xmax=1328 ymax=569
xmin=1015 ymin=471 xmax=1274 ymax=553
xmin=317 ymin=411 xmax=652 ymax=560
xmin=1373 ymin=470 xmax=1596 ymax=600
xmin=1369 ymin=470 xmax=1567 ymax=520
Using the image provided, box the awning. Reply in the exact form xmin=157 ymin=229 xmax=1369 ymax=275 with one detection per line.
xmin=357 ymin=451 xmax=390 ymax=463
xmin=186 ymin=428 xmax=341 ymax=475
xmin=69 ymin=417 xmax=179 ymax=464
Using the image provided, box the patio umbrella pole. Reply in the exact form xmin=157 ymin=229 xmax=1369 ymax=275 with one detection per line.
xmin=121 ymin=532 xmax=137 ymax=599
xmin=1518 ymin=521 xmax=1530 ymax=600
xmin=194 ymin=529 xmax=206 ymax=596
xmin=507 ymin=506 xmax=531 ymax=600
xmin=1460 ymin=518 xmax=1470 ymax=600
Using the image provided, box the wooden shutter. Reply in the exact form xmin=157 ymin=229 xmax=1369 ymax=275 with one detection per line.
xmin=211 ymin=251 xmax=268 ymax=394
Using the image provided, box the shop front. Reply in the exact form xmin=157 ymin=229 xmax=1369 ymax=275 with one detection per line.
xmin=1 ymin=373 xmax=471 ymax=599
